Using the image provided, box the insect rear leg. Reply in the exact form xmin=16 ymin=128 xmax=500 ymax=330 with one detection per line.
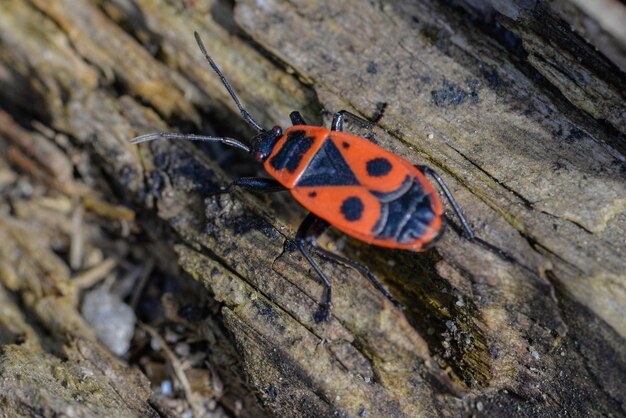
xmin=212 ymin=177 xmax=287 ymax=195
xmin=295 ymin=213 xmax=333 ymax=322
xmin=416 ymin=165 xmax=512 ymax=261
xmin=289 ymin=111 xmax=307 ymax=126
xmin=296 ymin=213 xmax=402 ymax=322
xmin=312 ymin=246 xmax=402 ymax=308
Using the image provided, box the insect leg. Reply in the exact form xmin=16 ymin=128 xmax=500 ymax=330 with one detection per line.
xmin=331 ymin=110 xmax=374 ymax=132
xmin=311 ymin=246 xmax=402 ymax=308
xmin=416 ymin=165 xmax=512 ymax=260
xmin=212 ymin=177 xmax=287 ymax=195
xmin=295 ymin=213 xmax=334 ymax=322
xmin=371 ymin=102 xmax=388 ymax=124
xmin=289 ymin=111 xmax=308 ymax=126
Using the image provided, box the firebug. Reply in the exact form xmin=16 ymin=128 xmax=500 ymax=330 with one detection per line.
xmin=132 ymin=32 xmax=508 ymax=322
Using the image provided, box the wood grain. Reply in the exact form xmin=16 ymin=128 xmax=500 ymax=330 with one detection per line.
xmin=0 ymin=0 xmax=623 ymax=416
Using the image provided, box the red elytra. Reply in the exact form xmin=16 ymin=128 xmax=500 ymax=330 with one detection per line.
xmin=132 ymin=32 xmax=507 ymax=322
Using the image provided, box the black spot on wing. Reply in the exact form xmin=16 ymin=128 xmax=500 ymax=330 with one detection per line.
xmin=269 ymin=130 xmax=314 ymax=173
xmin=297 ymin=138 xmax=359 ymax=187
xmin=341 ymin=196 xmax=364 ymax=222
xmin=308 ymin=191 xmax=317 ymax=198
xmin=366 ymin=158 xmax=392 ymax=177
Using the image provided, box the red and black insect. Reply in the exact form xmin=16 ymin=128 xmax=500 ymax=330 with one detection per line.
xmin=133 ymin=32 xmax=507 ymax=322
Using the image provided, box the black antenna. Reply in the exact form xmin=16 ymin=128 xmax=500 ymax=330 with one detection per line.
xmin=131 ymin=132 xmax=252 ymax=153
xmin=194 ymin=31 xmax=265 ymax=132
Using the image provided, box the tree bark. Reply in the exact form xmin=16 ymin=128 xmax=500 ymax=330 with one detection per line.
xmin=0 ymin=0 xmax=624 ymax=417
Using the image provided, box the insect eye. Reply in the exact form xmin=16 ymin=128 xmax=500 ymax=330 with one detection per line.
xmin=272 ymin=125 xmax=283 ymax=136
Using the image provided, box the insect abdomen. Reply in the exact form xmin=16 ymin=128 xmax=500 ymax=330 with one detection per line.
xmin=373 ymin=177 xmax=442 ymax=245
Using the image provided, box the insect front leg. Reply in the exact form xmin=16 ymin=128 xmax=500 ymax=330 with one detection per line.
xmin=212 ymin=177 xmax=287 ymax=195
xmin=416 ymin=165 xmax=512 ymax=261
xmin=295 ymin=213 xmax=334 ymax=322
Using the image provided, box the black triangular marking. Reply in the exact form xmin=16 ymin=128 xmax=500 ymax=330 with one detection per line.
xmin=297 ymin=138 xmax=359 ymax=187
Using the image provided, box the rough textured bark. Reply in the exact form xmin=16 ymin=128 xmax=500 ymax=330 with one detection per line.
xmin=0 ymin=0 xmax=624 ymax=417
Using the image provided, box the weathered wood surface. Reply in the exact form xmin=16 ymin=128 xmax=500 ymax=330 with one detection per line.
xmin=0 ymin=0 xmax=624 ymax=416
